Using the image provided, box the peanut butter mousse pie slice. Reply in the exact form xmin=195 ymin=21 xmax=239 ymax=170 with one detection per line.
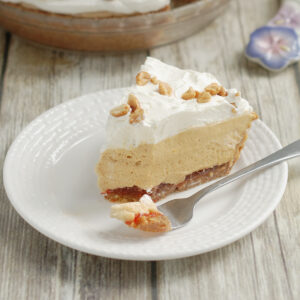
xmin=96 ymin=57 xmax=258 ymax=203
xmin=111 ymin=195 xmax=171 ymax=232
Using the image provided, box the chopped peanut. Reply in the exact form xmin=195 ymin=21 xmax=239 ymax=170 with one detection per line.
xmin=232 ymin=108 xmax=237 ymax=113
xmin=158 ymin=81 xmax=172 ymax=96
xmin=127 ymin=94 xmax=140 ymax=112
xmin=182 ymin=87 xmax=196 ymax=100
xmin=196 ymin=91 xmax=211 ymax=103
xmin=251 ymin=112 xmax=259 ymax=120
xmin=218 ymin=86 xmax=228 ymax=97
xmin=136 ymin=71 xmax=151 ymax=86
xmin=151 ymin=76 xmax=159 ymax=84
xmin=235 ymin=92 xmax=240 ymax=97
xmin=110 ymin=104 xmax=130 ymax=117
xmin=205 ymin=83 xmax=221 ymax=95
xmin=129 ymin=108 xmax=144 ymax=124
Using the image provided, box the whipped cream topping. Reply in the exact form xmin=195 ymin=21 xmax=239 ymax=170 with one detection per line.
xmin=105 ymin=57 xmax=254 ymax=149
xmin=111 ymin=195 xmax=157 ymax=222
xmin=1 ymin=0 xmax=169 ymax=14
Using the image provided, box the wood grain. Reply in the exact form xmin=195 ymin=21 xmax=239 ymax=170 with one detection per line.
xmin=238 ymin=0 xmax=299 ymax=298
xmin=0 ymin=30 xmax=4 ymax=74
xmin=0 ymin=37 xmax=150 ymax=300
xmin=0 ymin=0 xmax=299 ymax=299
xmin=150 ymin=0 xmax=298 ymax=299
xmin=0 ymin=30 xmax=8 ymax=101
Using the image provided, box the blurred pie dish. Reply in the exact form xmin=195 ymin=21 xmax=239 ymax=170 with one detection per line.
xmin=0 ymin=0 xmax=197 ymax=17
xmin=96 ymin=57 xmax=258 ymax=203
xmin=0 ymin=0 xmax=229 ymax=51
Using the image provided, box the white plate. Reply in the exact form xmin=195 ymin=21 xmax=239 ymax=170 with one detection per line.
xmin=3 ymin=88 xmax=288 ymax=261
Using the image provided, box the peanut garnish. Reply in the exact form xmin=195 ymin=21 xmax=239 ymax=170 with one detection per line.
xmin=127 ymin=94 xmax=140 ymax=112
xmin=252 ymin=112 xmax=259 ymax=120
xmin=151 ymin=76 xmax=159 ymax=84
xmin=196 ymin=91 xmax=211 ymax=103
xmin=129 ymin=108 xmax=144 ymax=124
xmin=205 ymin=83 xmax=221 ymax=95
xmin=110 ymin=104 xmax=130 ymax=117
xmin=232 ymin=108 xmax=237 ymax=113
xmin=158 ymin=81 xmax=172 ymax=96
xmin=235 ymin=92 xmax=240 ymax=97
xmin=182 ymin=87 xmax=196 ymax=100
xmin=218 ymin=86 xmax=228 ymax=97
xmin=136 ymin=71 xmax=151 ymax=86
xmin=126 ymin=94 xmax=144 ymax=124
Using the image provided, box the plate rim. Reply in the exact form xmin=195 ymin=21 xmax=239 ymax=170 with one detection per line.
xmin=3 ymin=89 xmax=288 ymax=261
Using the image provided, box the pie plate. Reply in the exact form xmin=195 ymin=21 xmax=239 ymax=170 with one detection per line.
xmin=0 ymin=0 xmax=230 ymax=52
xmin=3 ymin=88 xmax=288 ymax=261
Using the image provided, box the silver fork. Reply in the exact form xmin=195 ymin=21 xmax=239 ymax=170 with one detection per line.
xmin=157 ymin=139 xmax=300 ymax=230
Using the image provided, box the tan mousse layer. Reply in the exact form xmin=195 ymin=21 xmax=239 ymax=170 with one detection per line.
xmin=105 ymin=162 xmax=232 ymax=202
xmin=97 ymin=113 xmax=256 ymax=191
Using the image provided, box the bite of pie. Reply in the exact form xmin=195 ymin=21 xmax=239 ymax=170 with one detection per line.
xmin=97 ymin=57 xmax=258 ymax=203
xmin=111 ymin=195 xmax=171 ymax=232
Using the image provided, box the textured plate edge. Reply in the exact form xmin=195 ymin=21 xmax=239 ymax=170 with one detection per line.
xmin=3 ymin=92 xmax=288 ymax=261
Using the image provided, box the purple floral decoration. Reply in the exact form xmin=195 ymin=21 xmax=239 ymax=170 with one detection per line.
xmin=246 ymin=26 xmax=300 ymax=71
xmin=269 ymin=3 xmax=300 ymax=30
xmin=246 ymin=2 xmax=300 ymax=71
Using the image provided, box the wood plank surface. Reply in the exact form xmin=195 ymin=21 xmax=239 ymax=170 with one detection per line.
xmin=0 ymin=30 xmax=4 ymax=73
xmin=0 ymin=37 xmax=150 ymax=299
xmin=150 ymin=0 xmax=299 ymax=299
xmin=0 ymin=0 xmax=299 ymax=299
xmin=0 ymin=29 xmax=8 ymax=98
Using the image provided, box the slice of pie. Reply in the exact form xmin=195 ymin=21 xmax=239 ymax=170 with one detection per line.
xmin=97 ymin=57 xmax=258 ymax=203
xmin=111 ymin=195 xmax=171 ymax=232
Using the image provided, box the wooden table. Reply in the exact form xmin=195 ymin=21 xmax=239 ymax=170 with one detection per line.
xmin=0 ymin=0 xmax=299 ymax=299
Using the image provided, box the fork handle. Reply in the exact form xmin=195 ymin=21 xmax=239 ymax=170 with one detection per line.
xmin=193 ymin=139 xmax=300 ymax=201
